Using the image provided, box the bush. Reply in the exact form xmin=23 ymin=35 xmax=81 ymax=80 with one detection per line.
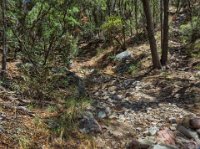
xmin=101 ymin=16 xmax=125 ymax=47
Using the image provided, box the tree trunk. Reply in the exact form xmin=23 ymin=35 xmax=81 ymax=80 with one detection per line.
xmin=1 ymin=0 xmax=7 ymax=76
xmin=134 ymin=0 xmax=138 ymax=34
xmin=141 ymin=0 xmax=162 ymax=69
xmin=160 ymin=0 xmax=163 ymax=50
xmin=160 ymin=0 xmax=169 ymax=66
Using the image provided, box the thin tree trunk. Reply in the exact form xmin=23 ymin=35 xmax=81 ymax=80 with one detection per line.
xmin=161 ymin=0 xmax=169 ymax=65
xmin=135 ymin=0 xmax=138 ymax=34
xmin=1 ymin=0 xmax=7 ymax=76
xmin=153 ymin=0 xmax=156 ymax=25
xmin=160 ymin=0 xmax=163 ymax=50
xmin=142 ymin=0 xmax=162 ymax=69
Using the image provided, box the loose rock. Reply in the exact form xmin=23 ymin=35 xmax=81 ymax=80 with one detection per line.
xmin=147 ymin=126 xmax=159 ymax=136
xmin=79 ymin=112 xmax=102 ymax=133
xmin=156 ymin=128 xmax=175 ymax=145
xmin=98 ymin=111 xmax=107 ymax=119
xmin=115 ymin=51 xmax=131 ymax=61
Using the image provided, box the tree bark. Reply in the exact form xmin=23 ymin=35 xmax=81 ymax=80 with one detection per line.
xmin=1 ymin=0 xmax=7 ymax=76
xmin=160 ymin=0 xmax=163 ymax=50
xmin=134 ymin=0 xmax=138 ymax=34
xmin=142 ymin=0 xmax=162 ymax=69
xmin=160 ymin=0 xmax=169 ymax=66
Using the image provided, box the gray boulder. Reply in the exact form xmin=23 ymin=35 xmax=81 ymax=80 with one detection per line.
xmin=115 ymin=51 xmax=131 ymax=61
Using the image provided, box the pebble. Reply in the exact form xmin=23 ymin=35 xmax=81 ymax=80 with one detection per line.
xmin=98 ymin=111 xmax=107 ymax=119
xmin=109 ymin=86 xmax=117 ymax=92
xmin=175 ymin=94 xmax=180 ymax=98
xmin=170 ymin=126 xmax=177 ymax=131
xmin=110 ymin=130 xmax=123 ymax=138
xmin=95 ymin=92 xmax=100 ymax=96
xmin=102 ymin=95 xmax=110 ymax=100
xmin=105 ymin=107 xmax=111 ymax=115
xmin=118 ymin=114 xmax=126 ymax=122
xmin=136 ymin=127 xmax=142 ymax=132
xmin=111 ymin=94 xmax=123 ymax=100
xmin=147 ymin=126 xmax=159 ymax=136
xmin=87 ymin=70 xmax=200 ymax=148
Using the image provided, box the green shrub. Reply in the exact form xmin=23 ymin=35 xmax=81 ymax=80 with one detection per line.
xmin=101 ymin=16 xmax=123 ymax=32
xmin=101 ymin=16 xmax=124 ymax=47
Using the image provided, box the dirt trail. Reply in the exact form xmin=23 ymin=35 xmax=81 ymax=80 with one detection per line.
xmin=70 ymin=28 xmax=200 ymax=148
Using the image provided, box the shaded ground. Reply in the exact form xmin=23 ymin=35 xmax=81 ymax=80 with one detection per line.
xmin=68 ymin=15 xmax=200 ymax=148
xmin=0 ymin=10 xmax=200 ymax=149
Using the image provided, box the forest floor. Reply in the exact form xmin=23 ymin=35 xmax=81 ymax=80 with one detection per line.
xmin=0 ymin=13 xmax=200 ymax=149
xmin=70 ymin=28 xmax=200 ymax=148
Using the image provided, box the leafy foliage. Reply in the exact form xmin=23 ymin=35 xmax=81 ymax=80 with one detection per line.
xmin=101 ymin=16 xmax=125 ymax=47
